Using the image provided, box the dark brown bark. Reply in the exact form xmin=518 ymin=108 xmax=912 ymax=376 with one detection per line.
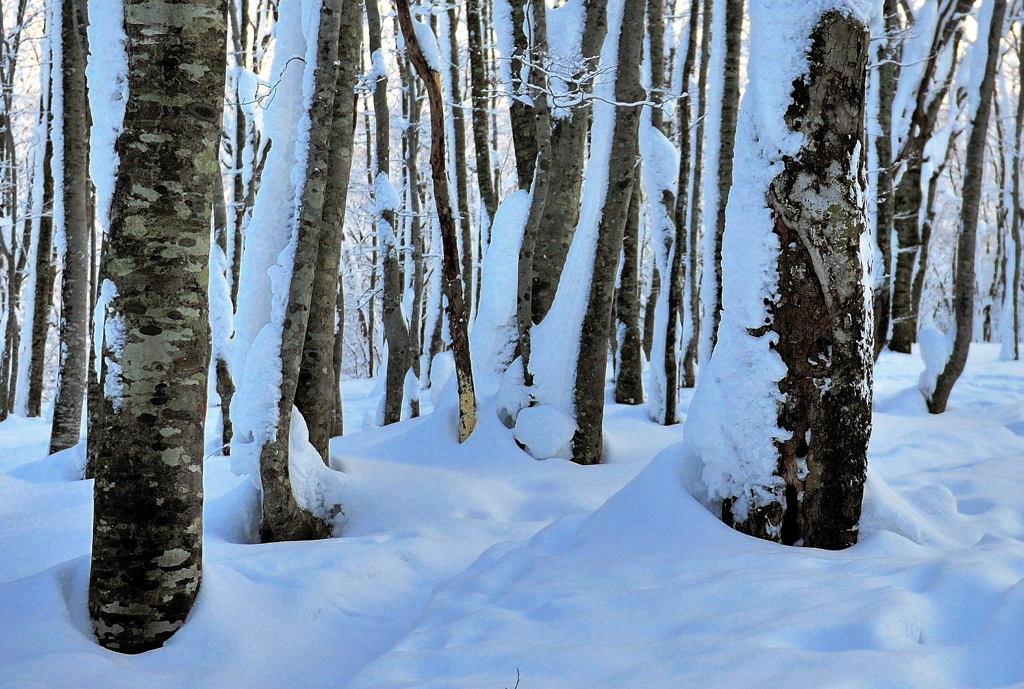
xmin=397 ymin=0 xmax=477 ymax=442
xmin=88 ymin=0 xmax=226 ymax=652
xmin=725 ymin=11 xmax=871 ymax=550
xmin=926 ymin=0 xmax=1007 ymax=414
xmin=507 ymin=0 xmax=536 ymax=190
xmin=27 ymin=134 xmax=55 ymax=417
xmin=570 ymin=0 xmax=645 ymax=465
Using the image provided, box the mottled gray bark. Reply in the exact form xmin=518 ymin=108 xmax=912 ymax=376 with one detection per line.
xmin=530 ymin=0 xmax=607 ymax=323
xmin=257 ymin=0 xmax=342 ymax=542
xmin=507 ymin=0 xmax=536 ymax=190
xmin=49 ymin=0 xmax=90 ymax=454
xmin=88 ymin=0 xmax=226 ymax=652
xmin=570 ymin=0 xmax=645 ymax=465
xmin=926 ymin=0 xmax=1007 ymax=414
xmin=614 ymin=179 xmax=643 ymax=405
xmin=725 ymin=11 xmax=871 ymax=550
xmin=1011 ymin=37 xmax=1024 ymax=360
xmin=295 ymin=0 xmax=361 ymax=461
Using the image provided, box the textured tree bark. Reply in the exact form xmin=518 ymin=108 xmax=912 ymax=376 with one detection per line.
xmin=614 ymin=179 xmax=643 ymax=405
xmin=507 ymin=0 xmax=537 ymax=190
xmin=925 ymin=0 xmax=1007 ymax=414
xmin=295 ymin=0 xmax=361 ymax=462
xmin=397 ymin=0 xmax=477 ymax=442
xmin=27 ymin=134 xmax=54 ymax=418
xmin=400 ymin=57 xmax=425 ymax=417
xmin=257 ymin=1 xmax=342 ymax=542
xmin=515 ymin=0 xmax=553 ymax=387
xmin=703 ymin=0 xmax=743 ymax=356
xmin=466 ymin=0 xmax=497 ymax=224
xmin=367 ymin=0 xmax=413 ymax=427
xmin=1011 ymin=40 xmax=1024 ymax=360
xmin=49 ymin=0 xmax=91 ymax=455
xmin=872 ymin=0 xmax=899 ymax=360
xmin=725 ymin=10 xmax=871 ymax=550
xmin=570 ymin=0 xmax=645 ymax=465
xmin=530 ymin=0 xmax=607 ymax=324
xmin=642 ymin=265 xmax=659 ymax=360
xmin=88 ymin=0 xmax=226 ymax=653
xmin=446 ymin=7 xmax=474 ymax=316
xmin=680 ymin=0 xmax=704 ymax=388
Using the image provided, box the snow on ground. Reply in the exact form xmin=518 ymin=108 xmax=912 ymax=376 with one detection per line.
xmin=2 ymin=346 xmax=1024 ymax=688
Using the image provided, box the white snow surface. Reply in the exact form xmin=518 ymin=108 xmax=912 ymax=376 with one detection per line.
xmin=3 ymin=348 xmax=1024 ymax=687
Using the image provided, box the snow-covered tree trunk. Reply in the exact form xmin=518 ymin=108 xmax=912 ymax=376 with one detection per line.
xmin=295 ymin=0 xmax=361 ymax=461
xmin=88 ymin=0 xmax=226 ymax=652
xmin=684 ymin=2 xmax=872 ymax=550
xmin=531 ymin=0 xmax=608 ymax=323
xmin=255 ymin=0 xmax=341 ymax=541
xmin=698 ymin=0 xmax=742 ymax=363
xmin=48 ymin=0 xmax=90 ymax=454
xmin=444 ymin=6 xmax=474 ymax=317
xmin=923 ymin=0 xmax=1007 ymax=414
xmin=467 ymin=0 xmax=497 ymax=225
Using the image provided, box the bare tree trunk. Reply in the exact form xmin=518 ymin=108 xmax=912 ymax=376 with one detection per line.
xmin=507 ymin=0 xmax=537 ymax=190
xmin=88 ymin=0 xmax=226 ymax=652
xmin=614 ymin=179 xmax=643 ymax=405
xmin=295 ymin=0 xmax=361 ymax=461
xmin=49 ymin=0 xmax=91 ymax=454
xmin=397 ymin=0 xmax=477 ymax=442
xmin=27 ymin=133 xmax=54 ymax=417
xmin=872 ymin=0 xmax=899 ymax=359
xmin=570 ymin=0 xmax=645 ymax=465
xmin=467 ymin=0 xmax=497 ymax=224
xmin=683 ymin=0 xmax=712 ymax=383
xmin=1011 ymin=32 xmax=1024 ymax=360
xmin=925 ymin=0 xmax=1007 ymax=414
xmin=367 ymin=0 xmax=413 ymax=426
xmin=446 ymin=6 xmax=474 ymax=316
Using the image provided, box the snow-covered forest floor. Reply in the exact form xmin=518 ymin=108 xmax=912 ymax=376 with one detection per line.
xmin=2 ymin=345 xmax=1024 ymax=688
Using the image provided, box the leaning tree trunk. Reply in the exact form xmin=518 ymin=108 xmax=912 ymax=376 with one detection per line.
xmin=397 ymin=0 xmax=477 ymax=442
xmin=569 ymin=0 xmax=645 ymax=465
xmin=925 ymin=0 xmax=1007 ymax=414
xmin=685 ymin=6 xmax=872 ymax=550
xmin=295 ymin=0 xmax=361 ymax=462
xmin=88 ymin=0 xmax=226 ymax=653
xmin=49 ymin=0 xmax=90 ymax=455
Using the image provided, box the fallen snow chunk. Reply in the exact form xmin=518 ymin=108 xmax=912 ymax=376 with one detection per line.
xmin=514 ymin=404 xmax=577 ymax=460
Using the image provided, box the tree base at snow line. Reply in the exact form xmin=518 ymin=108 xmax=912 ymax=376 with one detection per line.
xmin=720 ymin=10 xmax=871 ymax=550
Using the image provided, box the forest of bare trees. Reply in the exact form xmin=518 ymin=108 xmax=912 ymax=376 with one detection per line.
xmin=3 ymin=0 xmax=1024 ymax=679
